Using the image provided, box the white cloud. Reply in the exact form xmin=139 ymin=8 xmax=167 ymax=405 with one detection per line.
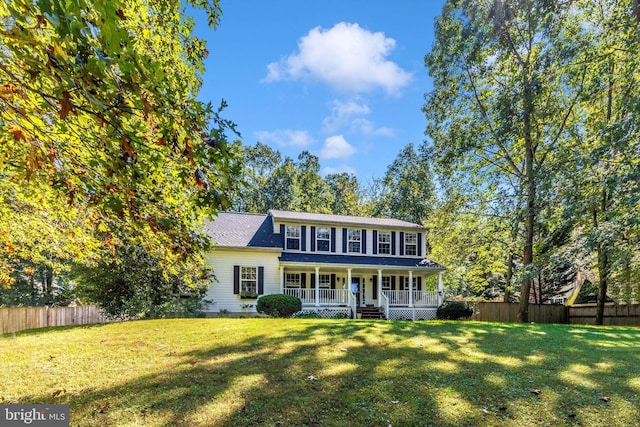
xmin=322 ymin=99 xmax=396 ymax=136
xmin=322 ymin=165 xmax=358 ymax=176
xmin=350 ymin=118 xmax=395 ymax=137
xmin=318 ymin=135 xmax=357 ymax=159
xmin=254 ymin=129 xmax=314 ymax=148
xmin=264 ymin=22 xmax=412 ymax=94
xmin=322 ymin=99 xmax=370 ymax=133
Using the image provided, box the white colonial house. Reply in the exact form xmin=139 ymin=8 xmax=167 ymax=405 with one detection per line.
xmin=203 ymin=210 xmax=446 ymax=320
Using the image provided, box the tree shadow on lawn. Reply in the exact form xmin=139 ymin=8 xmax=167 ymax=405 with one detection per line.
xmin=22 ymin=320 xmax=640 ymax=427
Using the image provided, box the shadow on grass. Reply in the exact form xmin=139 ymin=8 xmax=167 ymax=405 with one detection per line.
xmin=19 ymin=319 xmax=640 ymax=426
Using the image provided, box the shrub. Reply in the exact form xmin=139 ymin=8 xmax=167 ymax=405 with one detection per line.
xmin=293 ymin=311 xmax=320 ymax=319
xmin=437 ymin=300 xmax=474 ymax=320
xmin=256 ymin=294 xmax=302 ymax=317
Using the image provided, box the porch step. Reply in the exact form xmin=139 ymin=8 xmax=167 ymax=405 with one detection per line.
xmin=357 ymin=306 xmax=385 ymax=320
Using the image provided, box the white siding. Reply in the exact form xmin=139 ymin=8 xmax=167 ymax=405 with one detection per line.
xmin=204 ymin=248 xmax=281 ymax=313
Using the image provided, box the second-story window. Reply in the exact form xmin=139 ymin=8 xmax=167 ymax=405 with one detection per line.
xmin=316 ymin=227 xmax=330 ymax=251
xmin=348 ymin=229 xmax=361 ymax=253
xmin=286 ymin=225 xmax=301 ymax=250
xmin=405 ymin=233 xmax=417 ymax=256
xmin=378 ymin=231 xmax=391 ymax=255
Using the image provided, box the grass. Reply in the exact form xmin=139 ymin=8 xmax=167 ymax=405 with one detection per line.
xmin=1 ymin=319 xmax=640 ymax=426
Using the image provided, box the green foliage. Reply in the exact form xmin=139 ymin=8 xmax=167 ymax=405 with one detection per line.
xmin=0 ymin=0 xmax=240 ymax=286
xmin=372 ymin=143 xmax=435 ymax=225
xmin=74 ymin=245 xmax=208 ymax=319
xmin=293 ymin=311 xmax=321 ymax=319
xmin=436 ymin=300 xmax=474 ymax=320
xmin=256 ymin=294 xmax=302 ymax=318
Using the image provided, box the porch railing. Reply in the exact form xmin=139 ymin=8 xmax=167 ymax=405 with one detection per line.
xmin=283 ymin=288 xmax=349 ymax=306
xmin=382 ymin=290 xmax=439 ymax=307
xmin=380 ymin=292 xmax=389 ymax=320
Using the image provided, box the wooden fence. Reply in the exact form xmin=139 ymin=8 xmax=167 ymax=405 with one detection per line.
xmin=471 ymin=302 xmax=567 ymax=323
xmin=0 ymin=306 xmax=113 ymax=334
xmin=470 ymin=302 xmax=640 ymax=326
xmin=569 ymin=303 xmax=640 ymax=326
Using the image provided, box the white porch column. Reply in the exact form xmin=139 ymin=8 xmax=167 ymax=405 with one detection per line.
xmin=279 ymin=267 xmax=284 ymax=294
xmin=438 ymin=272 xmax=444 ymax=306
xmin=347 ymin=268 xmax=354 ymax=318
xmin=377 ymin=269 xmax=383 ymax=307
xmin=315 ymin=267 xmax=320 ymax=307
xmin=409 ymin=271 xmax=414 ymax=307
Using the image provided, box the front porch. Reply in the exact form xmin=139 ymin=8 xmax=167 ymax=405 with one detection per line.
xmin=279 ymin=263 xmax=445 ymax=320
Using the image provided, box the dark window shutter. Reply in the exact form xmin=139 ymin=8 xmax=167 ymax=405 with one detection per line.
xmin=280 ymin=224 xmax=285 ymax=249
xmin=361 ymin=229 xmax=367 ymax=254
xmin=331 ymin=228 xmax=336 ymax=252
xmin=373 ymin=230 xmax=378 ymax=255
xmin=310 ymin=227 xmax=316 ymax=252
xmin=391 ymin=232 xmax=396 ymax=255
xmin=311 ymin=273 xmax=316 ymax=288
xmin=301 ymin=273 xmax=306 ymax=288
xmin=258 ymin=267 xmax=264 ymax=294
xmin=330 ymin=274 xmax=336 ymax=289
xmin=418 ymin=233 xmax=423 ymax=257
xmin=417 ymin=276 xmax=422 ymax=291
xmin=391 ymin=276 xmax=396 ymax=290
xmin=233 ymin=265 xmax=240 ymax=294
xmin=372 ymin=275 xmax=378 ymax=299
xmin=301 ymin=226 xmax=307 ymax=251
xmin=342 ymin=228 xmax=347 ymax=253
xmin=400 ymin=232 xmax=405 ymax=256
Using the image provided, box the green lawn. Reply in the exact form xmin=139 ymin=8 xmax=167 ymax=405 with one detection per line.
xmin=1 ymin=319 xmax=639 ymax=426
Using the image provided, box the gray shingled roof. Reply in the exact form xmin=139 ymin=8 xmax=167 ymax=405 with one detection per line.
xmin=204 ymin=212 xmax=282 ymax=248
xmin=269 ymin=209 xmax=424 ymax=229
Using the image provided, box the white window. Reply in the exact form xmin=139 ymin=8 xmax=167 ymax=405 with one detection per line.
xmin=241 ymin=267 xmax=257 ymax=293
xmin=405 ymin=233 xmax=417 ymax=256
xmin=348 ymin=229 xmax=361 ymax=253
xmin=378 ymin=231 xmax=391 ymax=254
xmin=319 ymin=274 xmax=331 ymax=288
xmin=285 ymin=273 xmax=301 ymax=288
xmin=382 ymin=276 xmax=391 ymax=290
xmin=286 ymin=225 xmax=301 ymax=250
xmin=317 ymin=227 xmax=330 ymax=251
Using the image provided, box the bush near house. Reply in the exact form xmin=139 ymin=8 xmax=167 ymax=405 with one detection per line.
xmin=256 ymin=294 xmax=301 ymax=317
xmin=437 ymin=300 xmax=474 ymax=320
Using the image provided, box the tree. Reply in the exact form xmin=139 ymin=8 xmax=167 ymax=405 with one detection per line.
xmin=425 ymin=0 xmax=588 ymax=321
xmin=326 ymin=172 xmax=369 ymax=216
xmin=236 ymin=142 xmax=282 ymax=213
xmin=1 ymin=0 xmax=240 ymax=284
xmin=372 ymin=143 xmax=435 ymax=226
xmin=74 ymin=244 xmax=209 ymax=319
xmin=559 ymin=0 xmax=640 ymax=323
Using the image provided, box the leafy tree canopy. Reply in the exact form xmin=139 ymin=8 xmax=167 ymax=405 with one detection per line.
xmin=0 ymin=0 xmax=241 ymax=285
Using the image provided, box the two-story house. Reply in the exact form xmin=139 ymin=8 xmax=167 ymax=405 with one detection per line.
xmin=203 ymin=210 xmax=446 ymax=320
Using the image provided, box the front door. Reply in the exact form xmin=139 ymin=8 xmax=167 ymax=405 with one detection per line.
xmin=352 ymin=277 xmax=366 ymax=307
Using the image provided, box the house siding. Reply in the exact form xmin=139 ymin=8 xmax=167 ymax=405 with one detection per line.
xmin=204 ymin=248 xmax=281 ymax=313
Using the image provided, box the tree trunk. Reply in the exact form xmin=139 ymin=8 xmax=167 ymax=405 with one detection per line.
xmin=595 ymin=191 xmax=609 ymax=325
xmin=518 ymin=71 xmax=536 ymax=323
xmin=503 ymin=252 xmax=513 ymax=302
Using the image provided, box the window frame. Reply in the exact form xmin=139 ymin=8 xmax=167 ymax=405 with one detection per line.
xmin=319 ymin=274 xmax=331 ymax=288
xmin=347 ymin=229 xmax=361 ymax=253
xmin=285 ymin=273 xmax=301 ymax=288
xmin=241 ymin=266 xmax=257 ymax=293
xmin=286 ymin=225 xmax=301 ymax=250
xmin=316 ymin=227 xmax=331 ymax=252
xmin=378 ymin=231 xmax=391 ymax=255
xmin=381 ymin=276 xmax=391 ymax=290
xmin=404 ymin=232 xmax=417 ymax=256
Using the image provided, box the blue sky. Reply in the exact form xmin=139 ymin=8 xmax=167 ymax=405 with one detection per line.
xmin=193 ymin=0 xmax=446 ymax=183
